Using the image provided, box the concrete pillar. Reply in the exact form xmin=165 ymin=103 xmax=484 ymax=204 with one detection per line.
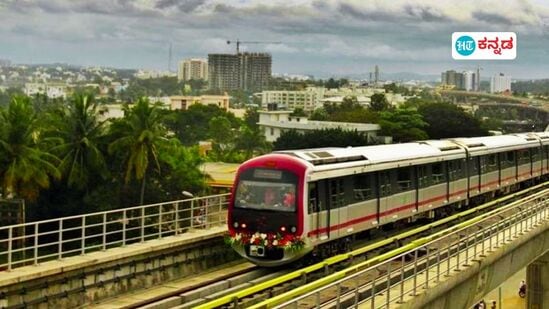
xmin=527 ymin=250 xmax=549 ymax=309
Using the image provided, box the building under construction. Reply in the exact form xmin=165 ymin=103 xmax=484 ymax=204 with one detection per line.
xmin=208 ymin=52 xmax=272 ymax=92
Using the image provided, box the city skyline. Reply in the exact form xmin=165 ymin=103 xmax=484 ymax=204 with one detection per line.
xmin=1 ymin=0 xmax=549 ymax=79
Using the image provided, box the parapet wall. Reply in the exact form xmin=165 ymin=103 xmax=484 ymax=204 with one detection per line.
xmin=0 ymin=227 xmax=238 ymax=308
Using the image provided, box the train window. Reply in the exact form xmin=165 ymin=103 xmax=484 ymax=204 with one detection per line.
xmin=396 ymin=167 xmax=413 ymax=191
xmin=353 ymin=174 xmax=374 ymax=201
xmin=468 ymin=156 xmax=479 ymax=175
xmin=518 ymin=149 xmax=530 ymax=165
xmin=417 ymin=165 xmax=430 ymax=188
xmin=480 ymin=156 xmax=488 ymax=173
xmin=532 ymin=147 xmax=541 ymax=162
xmin=501 ymin=151 xmax=515 ymax=169
xmin=235 ymin=180 xmax=297 ymax=212
xmin=379 ymin=172 xmax=391 ymax=197
xmin=431 ymin=162 xmax=446 ymax=184
xmin=308 ymin=182 xmax=318 ymax=213
xmin=449 ymin=160 xmax=463 ymax=180
xmin=486 ymin=154 xmax=498 ymax=172
xmin=329 ymin=178 xmax=345 ymax=208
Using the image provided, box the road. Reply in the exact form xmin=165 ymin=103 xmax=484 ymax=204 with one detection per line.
xmin=480 ymin=267 xmax=526 ymax=308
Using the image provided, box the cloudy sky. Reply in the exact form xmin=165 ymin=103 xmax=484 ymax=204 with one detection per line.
xmin=1 ymin=0 xmax=549 ymax=79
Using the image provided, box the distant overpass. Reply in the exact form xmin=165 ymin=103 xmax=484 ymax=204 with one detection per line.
xmin=439 ymin=89 xmax=549 ymax=111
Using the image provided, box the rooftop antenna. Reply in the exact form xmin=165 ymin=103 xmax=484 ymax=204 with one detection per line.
xmin=168 ymin=42 xmax=173 ymax=72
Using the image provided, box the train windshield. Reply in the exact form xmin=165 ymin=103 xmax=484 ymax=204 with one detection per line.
xmin=234 ymin=168 xmax=298 ymax=212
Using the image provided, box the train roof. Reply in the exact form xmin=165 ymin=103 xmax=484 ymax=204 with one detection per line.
xmin=452 ymin=134 xmax=540 ymax=154
xmin=276 ymin=133 xmax=547 ymax=178
xmin=517 ymin=132 xmax=549 ymax=145
xmin=278 ymin=139 xmax=465 ymax=168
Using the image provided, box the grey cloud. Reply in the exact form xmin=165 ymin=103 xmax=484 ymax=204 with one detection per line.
xmin=213 ymin=3 xmax=234 ymax=13
xmin=155 ymin=0 xmax=206 ymax=12
xmin=337 ymin=3 xmax=398 ymax=22
xmin=4 ymin=0 xmax=160 ymax=18
xmin=403 ymin=4 xmax=448 ymax=22
xmin=472 ymin=11 xmax=520 ymax=25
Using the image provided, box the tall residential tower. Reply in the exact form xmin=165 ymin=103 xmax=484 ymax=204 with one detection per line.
xmin=178 ymin=58 xmax=208 ymax=81
xmin=208 ymin=52 xmax=272 ymax=91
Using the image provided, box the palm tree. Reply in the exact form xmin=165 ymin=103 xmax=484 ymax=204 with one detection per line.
xmin=108 ymin=97 xmax=168 ymax=205
xmin=46 ymin=94 xmax=108 ymax=190
xmin=0 ymin=96 xmax=60 ymax=200
xmin=236 ymin=126 xmax=270 ymax=160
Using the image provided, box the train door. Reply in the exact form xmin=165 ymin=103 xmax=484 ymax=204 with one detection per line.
xmin=310 ymin=181 xmax=330 ymax=241
xmin=377 ymin=171 xmax=391 ymax=225
xmin=338 ymin=177 xmax=349 ymax=236
xmin=327 ymin=178 xmax=345 ymax=239
xmin=308 ymin=182 xmax=320 ymax=241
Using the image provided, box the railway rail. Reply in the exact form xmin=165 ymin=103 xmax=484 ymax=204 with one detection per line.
xmin=255 ymin=184 xmax=549 ymax=308
xmin=137 ymin=182 xmax=549 ymax=309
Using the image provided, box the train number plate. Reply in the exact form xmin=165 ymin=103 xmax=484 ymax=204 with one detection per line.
xmin=249 ymin=245 xmax=265 ymax=257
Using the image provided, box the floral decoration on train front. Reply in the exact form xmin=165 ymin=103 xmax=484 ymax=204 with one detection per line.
xmin=225 ymin=230 xmax=305 ymax=252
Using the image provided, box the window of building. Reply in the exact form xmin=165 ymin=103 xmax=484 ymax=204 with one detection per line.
xmin=270 ymin=127 xmax=274 ymax=135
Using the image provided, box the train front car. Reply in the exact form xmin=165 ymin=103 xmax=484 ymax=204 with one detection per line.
xmin=227 ymin=154 xmax=311 ymax=266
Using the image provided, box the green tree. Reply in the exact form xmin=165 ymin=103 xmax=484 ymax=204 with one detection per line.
xmin=0 ymin=87 xmax=25 ymax=107
xmin=309 ymin=108 xmax=329 ymax=121
xmin=235 ymin=126 xmax=270 ymax=159
xmin=208 ymin=116 xmax=235 ymax=159
xmin=164 ymin=104 xmax=241 ymax=146
xmin=291 ymin=107 xmax=307 ymax=117
xmin=418 ymin=103 xmax=488 ymax=139
xmin=108 ymin=98 xmax=169 ymax=205
xmin=156 ymin=143 xmax=206 ymax=198
xmin=273 ymin=128 xmax=370 ymax=150
xmin=369 ymin=93 xmax=391 ymax=112
xmin=46 ymin=94 xmax=109 ymax=190
xmin=0 ymin=96 xmax=60 ymax=200
xmin=320 ymin=97 xmax=378 ymax=123
xmin=243 ymin=108 xmax=260 ymax=130
xmin=378 ymin=108 xmax=428 ymax=142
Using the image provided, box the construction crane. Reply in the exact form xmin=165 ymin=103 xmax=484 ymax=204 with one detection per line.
xmin=226 ymin=39 xmax=282 ymax=54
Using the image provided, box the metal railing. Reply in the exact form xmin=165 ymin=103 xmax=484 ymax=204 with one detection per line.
xmin=275 ymin=191 xmax=549 ymax=309
xmin=0 ymin=193 xmax=230 ymax=272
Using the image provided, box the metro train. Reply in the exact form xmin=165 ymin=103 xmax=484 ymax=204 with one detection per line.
xmin=227 ymin=132 xmax=549 ymax=266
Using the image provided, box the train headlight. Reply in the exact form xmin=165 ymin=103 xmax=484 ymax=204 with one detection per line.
xmin=233 ymin=222 xmax=239 ymax=228
xmin=290 ymin=226 xmax=297 ymax=233
xmin=280 ymin=226 xmax=286 ymax=232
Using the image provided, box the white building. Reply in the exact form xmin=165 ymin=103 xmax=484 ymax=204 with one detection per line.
xmin=261 ymin=87 xmax=325 ymax=111
xmin=462 ymin=71 xmax=475 ymax=91
xmin=24 ymin=83 xmax=68 ymax=99
xmin=258 ymin=109 xmax=380 ymax=143
xmin=178 ymin=58 xmax=208 ymax=81
xmin=259 ymin=86 xmax=409 ymax=112
xmin=170 ymin=94 xmax=230 ymax=111
xmin=490 ymin=73 xmax=512 ymax=93
xmin=134 ymin=70 xmax=176 ymax=79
